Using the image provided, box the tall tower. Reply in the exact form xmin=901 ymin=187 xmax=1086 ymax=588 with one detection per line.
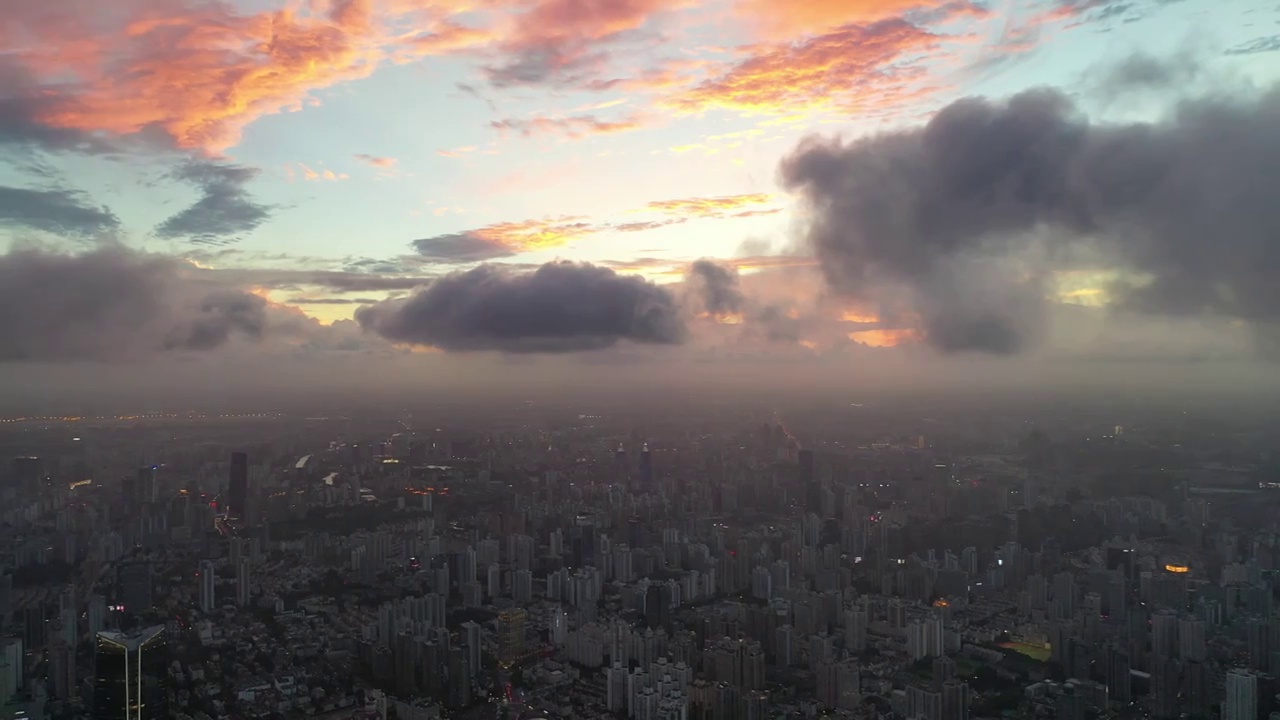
xmin=638 ymin=443 xmax=653 ymax=487
xmin=228 ymin=452 xmax=248 ymax=520
xmin=94 ymin=625 xmax=169 ymax=719
xmin=613 ymin=443 xmax=628 ymax=484
xmin=497 ymin=608 xmax=526 ymax=669
xmin=236 ymin=557 xmax=251 ymax=607
xmin=799 ymin=449 xmax=818 ymax=514
xmin=198 ymin=561 xmax=216 ymax=613
xmin=1224 ymin=670 xmax=1257 ymax=720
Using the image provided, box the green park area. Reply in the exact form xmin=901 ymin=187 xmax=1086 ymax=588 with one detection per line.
xmin=998 ymin=641 xmax=1052 ymax=662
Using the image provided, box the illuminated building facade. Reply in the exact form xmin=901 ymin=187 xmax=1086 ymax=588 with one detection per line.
xmin=94 ymin=625 xmax=169 ymax=720
xmin=498 ymin=608 xmax=526 ymax=669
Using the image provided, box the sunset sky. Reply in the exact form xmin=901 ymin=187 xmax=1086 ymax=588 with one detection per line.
xmin=2 ymin=0 xmax=1279 ymax=397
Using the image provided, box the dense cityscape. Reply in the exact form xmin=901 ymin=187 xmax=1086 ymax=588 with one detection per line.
xmin=1 ymin=393 xmax=1278 ymax=720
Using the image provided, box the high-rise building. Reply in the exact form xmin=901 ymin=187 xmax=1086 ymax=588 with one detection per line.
xmin=614 ymin=444 xmax=628 ymax=484
xmin=236 ymin=557 xmax=251 ymax=606
xmin=58 ymin=587 xmax=77 ymax=647
xmin=1151 ymin=610 xmax=1178 ymax=658
xmin=1178 ymin=615 xmax=1205 ymax=662
xmin=799 ymin=450 xmax=818 ymax=514
xmin=87 ymin=594 xmax=106 ymax=637
xmin=645 ymin=583 xmax=672 ymax=632
xmin=497 ymin=608 xmax=526 ymax=668
xmin=0 ymin=637 xmax=22 ymax=703
xmin=136 ymin=467 xmax=157 ymax=504
xmin=844 ymin=608 xmax=868 ymax=653
xmin=117 ymin=561 xmax=153 ymax=617
xmin=228 ymin=452 xmax=248 ymax=520
xmin=94 ymin=625 xmax=169 ymax=719
xmin=941 ymin=679 xmax=970 ymax=720
xmin=50 ymin=640 xmax=76 ymax=700
xmin=1105 ymin=646 xmax=1131 ymax=703
xmin=1224 ymin=669 xmax=1258 ymax=720
xmin=638 ymin=443 xmax=653 ymax=486
xmin=447 ymin=646 xmax=471 ymax=708
xmin=460 ymin=621 xmax=481 ymax=678
xmin=11 ymin=457 xmax=42 ymax=493
xmin=198 ymin=561 xmax=216 ymax=613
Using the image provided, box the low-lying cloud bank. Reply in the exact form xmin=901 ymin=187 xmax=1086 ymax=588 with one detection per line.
xmin=354 ymin=262 xmax=687 ymax=353
xmin=782 ymin=80 xmax=1280 ymax=354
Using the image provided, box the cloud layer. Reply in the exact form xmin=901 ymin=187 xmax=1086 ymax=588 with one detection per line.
xmin=355 ymin=261 xmax=686 ymax=352
xmin=155 ymin=161 xmax=273 ymax=244
xmin=781 ymin=81 xmax=1280 ymax=354
xmin=0 ymin=247 xmax=268 ymax=361
xmin=0 ymin=186 xmax=119 ymax=238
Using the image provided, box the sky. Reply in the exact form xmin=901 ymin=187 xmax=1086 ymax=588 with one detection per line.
xmin=2 ymin=0 xmax=1280 ymax=404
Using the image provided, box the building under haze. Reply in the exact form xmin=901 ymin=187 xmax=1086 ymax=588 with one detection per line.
xmin=10 ymin=457 xmax=42 ymax=493
xmin=799 ymin=449 xmax=818 ymax=514
xmin=94 ymin=625 xmax=168 ymax=719
xmin=498 ymin=608 xmax=526 ymax=669
xmin=116 ymin=561 xmax=152 ymax=618
xmin=228 ymin=452 xmax=248 ymax=520
xmin=638 ymin=442 xmax=653 ymax=487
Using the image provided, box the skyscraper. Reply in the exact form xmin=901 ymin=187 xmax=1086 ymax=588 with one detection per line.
xmin=1224 ymin=669 xmax=1257 ymax=720
xmin=236 ymin=557 xmax=251 ymax=607
xmin=117 ymin=561 xmax=153 ymax=617
xmin=638 ymin=443 xmax=653 ymax=486
xmin=497 ymin=608 xmax=526 ymax=668
xmin=10 ymin=457 xmax=42 ymax=493
xmin=614 ymin=443 xmax=628 ymax=483
xmin=228 ymin=452 xmax=248 ymax=520
xmin=136 ymin=466 xmax=157 ymax=503
xmin=799 ymin=450 xmax=819 ymax=514
xmin=198 ymin=560 xmax=216 ymax=613
xmin=94 ymin=625 xmax=169 ymax=719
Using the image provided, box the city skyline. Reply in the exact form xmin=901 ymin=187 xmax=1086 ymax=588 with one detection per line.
xmin=2 ymin=0 xmax=1280 ymax=399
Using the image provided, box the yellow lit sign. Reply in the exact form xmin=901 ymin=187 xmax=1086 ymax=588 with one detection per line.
xmin=1164 ymin=564 xmax=1189 ymax=574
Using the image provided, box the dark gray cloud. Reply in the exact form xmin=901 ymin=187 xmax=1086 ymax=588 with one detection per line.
xmin=413 ymin=233 xmax=516 ymax=263
xmin=1100 ymin=52 xmax=1201 ymax=94
xmin=0 ymin=186 xmax=120 ymax=238
xmin=155 ymin=161 xmax=273 ymax=243
xmin=164 ymin=290 xmax=267 ymax=351
xmin=484 ymin=46 xmax=603 ymax=88
xmin=355 ymin=261 xmax=686 ymax=353
xmin=0 ymin=61 xmax=119 ymax=155
xmin=686 ymin=259 xmax=745 ymax=316
xmin=0 ymin=247 xmax=268 ymax=361
xmin=781 ymin=81 xmax=1280 ymax=354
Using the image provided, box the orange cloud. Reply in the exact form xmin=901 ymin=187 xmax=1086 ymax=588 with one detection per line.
xmin=484 ymin=0 xmax=687 ymax=86
xmin=698 ymin=311 xmax=745 ymax=325
xmin=414 ymin=216 xmax=599 ymax=261
xmin=739 ymin=0 xmax=937 ymax=37
xmin=437 ymin=146 xmax=479 ymax=158
xmin=667 ymin=19 xmax=941 ymax=117
xmin=297 ymin=163 xmax=350 ymax=182
xmin=472 ymin=217 xmax=596 ymax=251
xmin=840 ymin=310 xmax=880 ymax=324
xmin=354 ymin=154 xmax=397 ymax=168
xmin=17 ymin=0 xmax=396 ymax=154
xmin=491 ymin=114 xmax=647 ymax=139
xmin=12 ymin=0 xmax=681 ymax=154
xmin=848 ymin=328 xmax=919 ymax=347
xmin=645 ymin=193 xmax=775 ymax=218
